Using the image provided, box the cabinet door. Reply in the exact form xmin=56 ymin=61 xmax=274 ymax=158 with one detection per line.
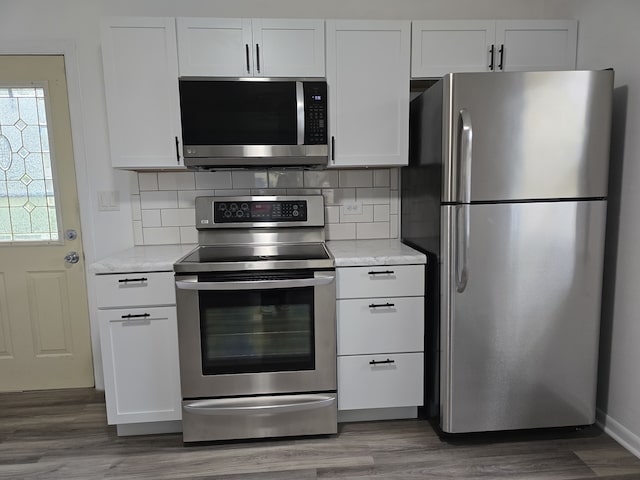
xmin=99 ymin=306 xmax=181 ymax=424
xmin=176 ymin=17 xmax=253 ymax=77
xmin=326 ymin=20 xmax=410 ymax=167
xmin=253 ymin=19 xmax=325 ymax=77
xmin=495 ymin=20 xmax=577 ymax=71
xmin=101 ymin=17 xmax=183 ymax=169
xmin=411 ymin=20 xmax=496 ymax=78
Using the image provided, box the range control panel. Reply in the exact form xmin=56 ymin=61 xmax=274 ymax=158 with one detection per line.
xmin=213 ymin=200 xmax=308 ymax=223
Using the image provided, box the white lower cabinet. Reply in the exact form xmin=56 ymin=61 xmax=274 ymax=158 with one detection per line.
xmin=336 ymin=264 xmax=425 ymax=418
xmin=96 ymin=272 xmax=181 ymax=427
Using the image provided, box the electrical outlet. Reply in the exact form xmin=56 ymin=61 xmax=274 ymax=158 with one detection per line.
xmin=98 ymin=191 xmax=120 ymax=211
xmin=343 ymin=200 xmax=363 ymax=215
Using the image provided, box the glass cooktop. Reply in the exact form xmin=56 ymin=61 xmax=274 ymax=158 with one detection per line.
xmin=174 ymin=243 xmax=334 ymax=272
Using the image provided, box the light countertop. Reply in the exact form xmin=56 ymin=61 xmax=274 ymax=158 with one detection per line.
xmin=89 ymin=244 xmax=196 ymax=274
xmin=326 ymin=239 xmax=426 ymax=267
xmin=90 ymin=239 xmax=426 ymax=274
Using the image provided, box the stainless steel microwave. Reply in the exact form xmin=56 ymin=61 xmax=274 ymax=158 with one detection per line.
xmin=179 ymin=79 xmax=328 ymax=168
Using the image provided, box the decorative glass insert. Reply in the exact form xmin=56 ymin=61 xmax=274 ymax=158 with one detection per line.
xmin=0 ymin=86 xmax=59 ymax=242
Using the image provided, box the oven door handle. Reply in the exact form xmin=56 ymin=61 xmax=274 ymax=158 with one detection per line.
xmin=183 ymin=394 xmax=336 ymax=416
xmin=175 ymin=275 xmax=335 ymax=291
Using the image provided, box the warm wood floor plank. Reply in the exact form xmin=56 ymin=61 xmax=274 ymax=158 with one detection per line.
xmin=1 ymin=388 xmax=639 ymax=479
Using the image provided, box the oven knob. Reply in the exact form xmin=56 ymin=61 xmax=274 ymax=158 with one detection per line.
xmin=230 ymin=203 xmax=238 ymax=212
xmin=292 ymin=210 xmax=299 ymax=217
xmin=241 ymin=203 xmax=249 ymax=211
xmin=236 ymin=211 xmax=244 ymax=218
xmin=224 ymin=210 xmax=232 ymax=218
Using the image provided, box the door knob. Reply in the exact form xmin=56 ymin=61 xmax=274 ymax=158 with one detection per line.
xmin=64 ymin=251 xmax=80 ymax=264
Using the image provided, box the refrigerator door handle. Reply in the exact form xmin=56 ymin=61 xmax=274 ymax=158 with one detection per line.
xmin=456 ymin=109 xmax=473 ymax=293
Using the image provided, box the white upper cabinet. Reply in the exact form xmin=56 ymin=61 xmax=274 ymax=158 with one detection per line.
xmin=176 ymin=18 xmax=325 ymax=77
xmin=411 ymin=20 xmax=577 ymax=78
xmin=412 ymin=20 xmax=496 ymax=77
xmin=495 ymin=20 xmax=578 ymax=72
xmin=326 ymin=20 xmax=411 ymax=167
xmin=101 ymin=17 xmax=184 ymax=169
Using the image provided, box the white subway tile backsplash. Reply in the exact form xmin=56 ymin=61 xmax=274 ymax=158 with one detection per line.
xmin=286 ymin=188 xmax=322 ymax=196
xmin=195 ymin=171 xmax=232 ymax=190
xmin=304 ymin=170 xmax=339 ymax=188
xmin=268 ymin=171 xmax=303 ymax=188
xmin=143 ymin=227 xmax=181 ymax=245
xmin=390 ymin=168 xmax=399 ymax=190
xmin=322 ymin=188 xmax=356 ymax=206
xmin=141 ymin=209 xmax=162 ymax=227
xmin=373 ymin=169 xmax=390 ymax=187
xmin=339 ymin=170 xmax=373 ymax=188
xmin=374 ymin=204 xmax=390 ymax=222
xmin=138 ymin=172 xmax=158 ymax=191
xmin=357 ymin=222 xmax=390 ymax=239
xmin=356 ymin=187 xmax=390 ymax=205
xmin=325 ymin=206 xmax=340 ymax=224
xmin=326 ymin=222 xmax=356 ymax=240
xmin=133 ymin=169 xmax=397 ymax=245
xmin=178 ymin=190 xmax=215 ymax=208
xmin=390 ymin=214 xmax=399 ymax=238
xmin=161 ymin=208 xmax=196 ymax=227
xmin=140 ymin=191 xmax=178 ymax=209
xmin=158 ymin=172 xmax=196 ymax=191
xmin=232 ymin=170 xmax=268 ymax=189
xmin=180 ymin=226 xmax=198 ymax=244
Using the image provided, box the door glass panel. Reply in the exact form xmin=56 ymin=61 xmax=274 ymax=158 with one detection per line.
xmin=0 ymin=86 xmax=59 ymax=242
xmin=199 ymin=278 xmax=315 ymax=375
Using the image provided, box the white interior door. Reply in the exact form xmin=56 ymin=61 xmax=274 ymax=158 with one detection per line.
xmin=0 ymin=55 xmax=93 ymax=391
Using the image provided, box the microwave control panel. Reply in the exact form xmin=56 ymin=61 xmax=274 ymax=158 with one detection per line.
xmin=213 ymin=200 xmax=308 ymax=223
xmin=304 ymin=82 xmax=327 ymax=145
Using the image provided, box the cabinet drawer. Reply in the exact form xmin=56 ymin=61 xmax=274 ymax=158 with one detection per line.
xmin=336 ymin=265 xmax=424 ymax=299
xmin=337 ymin=353 xmax=423 ymax=410
xmin=337 ymin=297 xmax=424 ymax=355
xmin=95 ymin=272 xmax=175 ymax=308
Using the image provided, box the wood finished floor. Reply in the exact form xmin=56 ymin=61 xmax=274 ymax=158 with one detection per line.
xmin=1 ymin=389 xmax=640 ymax=479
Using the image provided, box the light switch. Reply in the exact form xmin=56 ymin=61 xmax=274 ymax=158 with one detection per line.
xmin=98 ymin=191 xmax=120 ymax=211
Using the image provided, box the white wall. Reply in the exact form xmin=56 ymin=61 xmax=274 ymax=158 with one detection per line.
xmin=0 ymin=0 xmax=575 ymax=388
xmin=565 ymin=0 xmax=640 ymax=458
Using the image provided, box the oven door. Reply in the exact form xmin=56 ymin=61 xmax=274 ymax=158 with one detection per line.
xmin=175 ymin=269 xmax=336 ymax=399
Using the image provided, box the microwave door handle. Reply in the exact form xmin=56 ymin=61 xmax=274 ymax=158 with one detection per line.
xmin=296 ymin=81 xmax=305 ymax=145
xmin=176 ymin=275 xmax=335 ymax=291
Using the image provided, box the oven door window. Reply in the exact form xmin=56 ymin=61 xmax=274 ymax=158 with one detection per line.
xmin=199 ymin=286 xmax=315 ymax=375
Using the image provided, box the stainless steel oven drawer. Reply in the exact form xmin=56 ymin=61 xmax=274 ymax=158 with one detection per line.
xmin=181 ymin=393 xmax=337 ymax=442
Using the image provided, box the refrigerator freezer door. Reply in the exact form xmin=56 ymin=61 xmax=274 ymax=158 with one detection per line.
xmin=440 ymin=200 xmax=606 ymax=433
xmin=442 ymin=70 xmax=613 ymax=203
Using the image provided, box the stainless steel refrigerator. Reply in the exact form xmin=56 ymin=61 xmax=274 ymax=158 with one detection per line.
xmin=401 ymin=70 xmax=614 ymax=433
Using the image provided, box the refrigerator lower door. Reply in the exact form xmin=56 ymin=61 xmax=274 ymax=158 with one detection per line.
xmin=440 ymin=200 xmax=607 ymax=433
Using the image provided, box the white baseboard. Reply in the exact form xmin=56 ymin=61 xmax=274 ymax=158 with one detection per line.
xmin=596 ymin=408 xmax=640 ymax=459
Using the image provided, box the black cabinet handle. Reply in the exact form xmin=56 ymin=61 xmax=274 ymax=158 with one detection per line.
xmin=489 ymin=44 xmax=495 ymax=70
xmin=367 ymin=270 xmax=394 ymax=275
xmin=369 ymin=358 xmax=395 ymax=365
xmin=498 ymin=44 xmax=505 ymax=70
xmin=175 ymin=136 xmax=180 ymax=163
xmin=245 ymin=44 xmax=250 ymax=74
xmin=256 ymin=43 xmax=261 ymax=73
xmin=118 ymin=277 xmax=148 ymax=284
xmin=369 ymin=303 xmax=395 ymax=308
xmin=331 ymin=136 xmax=335 ymax=163
xmin=121 ymin=313 xmax=151 ymax=320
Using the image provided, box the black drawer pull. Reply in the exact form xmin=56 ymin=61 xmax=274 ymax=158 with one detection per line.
xmin=367 ymin=270 xmax=394 ymax=275
xmin=121 ymin=313 xmax=151 ymax=320
xmin=369 ymin=358 xmax=395 ymax=365
xmin=369 ymin=303 xmax=395 ymax=308
xmin=118 ymin=277 xmax=148 ymax=284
